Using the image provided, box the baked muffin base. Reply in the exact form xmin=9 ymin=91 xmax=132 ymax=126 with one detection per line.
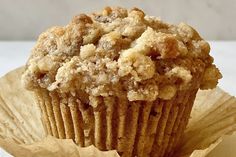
xmin=35 ymin=87 xmax=197 ymax=157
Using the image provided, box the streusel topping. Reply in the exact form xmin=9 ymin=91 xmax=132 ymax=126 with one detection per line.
xmin=22 ymin=7 xmax=222 ymax=101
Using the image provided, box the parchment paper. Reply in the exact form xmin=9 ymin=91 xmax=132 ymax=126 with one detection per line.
xmin=0 ymin=67 xmax=235 ymax=157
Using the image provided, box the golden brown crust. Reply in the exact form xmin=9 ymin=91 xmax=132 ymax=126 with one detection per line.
xmin=22 ymin=7 xmax=221 ymax=101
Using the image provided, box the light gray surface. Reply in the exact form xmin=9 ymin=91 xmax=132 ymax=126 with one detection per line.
xmin=0 ymin=0 xmax=236 ymax=40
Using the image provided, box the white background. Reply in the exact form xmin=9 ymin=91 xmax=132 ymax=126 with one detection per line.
xmin=0 ymin=0 xmax=236 ymax=40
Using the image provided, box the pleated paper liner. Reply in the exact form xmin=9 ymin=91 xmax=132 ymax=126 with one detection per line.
xmin=34 ymin=78 xmax=200 ymax=157
xmin=0 ymin=67 xmax=45 ymax=144
xmin=0 ymin=137 xmax=119 ymax=157
xmin=0 ymin=67 xmax=236 ymax=157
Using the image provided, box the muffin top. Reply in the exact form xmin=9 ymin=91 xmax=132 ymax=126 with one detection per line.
xmin=22 ymin=7 xmax=222 ymax=101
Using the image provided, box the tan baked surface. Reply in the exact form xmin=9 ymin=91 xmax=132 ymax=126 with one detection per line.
xmin=22 ymin=7 xmax=221 ymax=101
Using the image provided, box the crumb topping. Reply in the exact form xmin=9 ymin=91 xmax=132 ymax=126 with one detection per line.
xmin=22 ymin=7 xmax=222 ymax=101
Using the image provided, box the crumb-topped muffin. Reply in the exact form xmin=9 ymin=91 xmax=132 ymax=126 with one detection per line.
xmin=22 ymin=7 xmax=221 ymax=157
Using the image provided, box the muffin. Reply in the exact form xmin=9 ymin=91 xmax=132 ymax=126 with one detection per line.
xmin=22 ymin=7 xmax=222 ymax=157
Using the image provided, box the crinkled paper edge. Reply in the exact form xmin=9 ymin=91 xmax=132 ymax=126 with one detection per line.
xmin=0 ymin=67 xmax=236 ymax=157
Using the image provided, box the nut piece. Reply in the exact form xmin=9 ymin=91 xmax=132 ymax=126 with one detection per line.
xmin=158 ymin=85 xmax=177 ymax=100
xmin=80 ymin=44 xmax=96 ymax=60
xmin=166 ymin=67 xmax=192 ymax=89
xmin=118 ymin=51 xmax=155 ymax=81
xmin=200 ymin=65 xmax=222 ymax=89
xmin=129 ymin=27 xmax=182 ymax=58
